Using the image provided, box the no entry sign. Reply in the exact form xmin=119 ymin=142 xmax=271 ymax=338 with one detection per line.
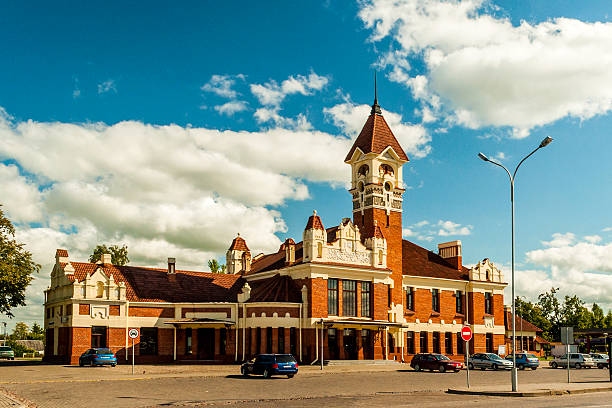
xmin=461 ymin=326 xmax=473 ymax=342
xmin=129 ymin=328 xmax=139 ymax=339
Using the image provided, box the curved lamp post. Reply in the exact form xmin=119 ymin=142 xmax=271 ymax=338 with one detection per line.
xmin=478 ymin=136 xmax=553 ymax=392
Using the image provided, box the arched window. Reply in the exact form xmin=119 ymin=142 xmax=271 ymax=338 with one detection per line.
xmin=380 ymin=164 xmax=394 ymax=177
xmin=378 ymin=250 xmax=383 ymax=265
xmin=358 ymin=164 xmax=369 ymax=177
xmin=486 ymin=270 xmax=490 ymax=281
xmin=96 ymin=282 xmax=104 ymax=298
xmin=317 ymin=242 xmax=323 ymax=258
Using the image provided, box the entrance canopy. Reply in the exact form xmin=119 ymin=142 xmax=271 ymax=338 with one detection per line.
xmin=574 ymin=328 xmax=612 ymax=338
xmin=320 ymin=318 xmax=405 ymax=330
xmin=165 ymin=317 xmax=235 ymax=328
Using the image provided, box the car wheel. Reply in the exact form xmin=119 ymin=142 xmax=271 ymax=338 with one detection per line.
xmin=468 ymin=362 xmax=474 ymax=370
xmin=439 ymin=365 xmax=446 ymax=373
xmin=241 ymin=367 xmax=249 ymax=377
xmin=598 ymin=363 xmax=604 ymax=369
xmin=287 ymin=374 xmax=294 ymax=378
xmin=90 ymin=360 xmax=95 ymax=367
xmin=453 ymin=369 xmax=460 ymax=373
xmin=111 ymin=364 xmax=116 ymax=367
xmin=480 ymin=367 xmax=486 ymax=371
xmin=518 ymin=364 xmax=525 ymax=370
xmin=531 ymin=367 xmax=537 ymax=370
xmin=551 ymin=362 xmax=558 ymax=369
xmin=492 ymin=364 xmax=498 ymax=371
xmin=263 ymin=368 xmax=271 ymax=379
xmin=79 ymin=360 xmax=84 ymax=367
xmin=575 ymin=363 xmax=581 ymax=369
xmin=414 ymin=363 xmax=421 ymax=372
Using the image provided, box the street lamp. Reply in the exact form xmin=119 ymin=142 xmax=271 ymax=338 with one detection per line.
xmin=478 ymin=135 xmax=553 ymax=392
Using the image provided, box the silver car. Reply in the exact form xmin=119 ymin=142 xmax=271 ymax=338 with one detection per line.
xmin=589 ymin=353 xmax=609 ymax=369
xmin=550 ymin=353 xmax=596 ymax=369
xmin=468 ymin=353 xmax=514 ymax=370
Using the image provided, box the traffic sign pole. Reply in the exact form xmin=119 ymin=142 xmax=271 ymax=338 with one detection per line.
xmin=461 ymin=326 xmax=473 ymax=389
xmin=132 ymin=337 xmax=135 ymax=375
xmin=128 ymin=328 xmax=139 ymax=375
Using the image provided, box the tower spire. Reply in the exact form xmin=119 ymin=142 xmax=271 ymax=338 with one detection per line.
xmin=371 ymin=72 xmax=382 ymax=115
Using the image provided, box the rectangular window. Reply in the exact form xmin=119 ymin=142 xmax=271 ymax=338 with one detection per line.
xmin=486 ymin=333 xmax=494 ymax=353
xmin=256 ymin=328 xmax=261 ymax=354
xmin=290 ymin=327 xmax=296 ymax=356
xmin=91 ymin=326 xmax=107 ymax=348
xmin=456 ymin=332 xmax=464 ymax=354
xmin=388 ymin=285 xmax=392 ymax=307
xmin=328 ymin=279 xmax=339 ymax=316
xmin=432 ymin=289 xmax=440 ymax=312
xmin=219 ymin=328 xmax=227 ymax=355
xmin=432 ymin=332 xmax=440 ymax=354
xmin=484 ymin=292 xmax=493 ymax=314
xmin=186 ymin=328 xmax=192 ymax=354
xmin=445 ymin=332 xmax=452 ymax=355
xmin=278 ymin=328 xmax=285 ymax=354
xmin=266 ymin=327 xmax=273 ymax=353
xmin=140 ymin=327 xmax=158 ymax=355
xmin=419 ymin=332 xmax=428 ymax=353
xmin=343 ymin=280 xmax=357 ymax=316
xmin=455 ymin=291 xmax=463 ymax=314
xmin=406 ymin=331 xmax=415 ymax=354
xmin=361 ymin=281 xmax=371 ymax=317
xmin=406 ymin=287 xmax=414 ymax=311
xmin=528 ymin=337 xmax=534 ymax=351
xmin=66 ymin=304 xmax=72 ymax=316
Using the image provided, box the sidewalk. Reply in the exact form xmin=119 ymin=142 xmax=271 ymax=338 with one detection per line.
xmin=448 ymin=381 xmax=612 ymax=397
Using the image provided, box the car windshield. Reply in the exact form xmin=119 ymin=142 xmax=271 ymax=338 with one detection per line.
xmin=0 ymin=347 xmax=11 ymax=351
xmin=276 ymin=355 xmax=296 ymax=363
xmin=95 ymin=349 xmax=113 ymax=355
xmin=525 ymin=354 xmax=537 ymax=359
xmin=433 ymin=354 xmax=450 ymax=360
xmin=487 ymin=354 xmax=503 ymax=360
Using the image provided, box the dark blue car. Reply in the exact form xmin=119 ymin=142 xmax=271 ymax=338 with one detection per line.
xmin=241 ymin=354 xmax=298 ymax=378
xmin=79 ymin=348 xmax=117 ymax=367
xmin=506 ymin=353 xmax=539 ymax=370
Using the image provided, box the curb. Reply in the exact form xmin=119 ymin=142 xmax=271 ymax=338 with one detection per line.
xmin=447 ymin=386 xmax=612 ymax=397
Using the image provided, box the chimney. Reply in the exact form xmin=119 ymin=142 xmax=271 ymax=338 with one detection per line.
xmin=101 ymin=253 xmax=112 ymax=265
xmin=168 ymin=257 xmax=176 ymax=274
xmin=438 ymin=240 xmax=462 ymax=271
xmin=284 ymin=238 xmax=296 ymax=265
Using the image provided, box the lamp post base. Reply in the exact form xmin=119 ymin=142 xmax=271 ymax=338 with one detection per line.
xmin=511 ymin=367 xmax=518 ymax=391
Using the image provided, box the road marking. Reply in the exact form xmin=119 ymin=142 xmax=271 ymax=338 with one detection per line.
xmin=0 ymin=377 xmax=154 ymax=385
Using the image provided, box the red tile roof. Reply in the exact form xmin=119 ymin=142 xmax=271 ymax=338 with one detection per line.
xmin=65 ymin=261 xmax=244 ymax=303
xmin=249 ymin=243 xmax=304 ymax=275
xmin=305 ymin=211 xmax=325 ymax=230
xmin=248 ymin=275 xmax=302 ymax=303
xmin=56 ymin=249 xmax=68 ymax=257
xmin=402 ymin=240 xmax=469 ymax=280
xmin=228 ymin=235 xmax=250 ymax=252
xmin=344 ymin=113 xmax=409 ymax=162
xmin=504 ymin=310 xmax=542 ymax=333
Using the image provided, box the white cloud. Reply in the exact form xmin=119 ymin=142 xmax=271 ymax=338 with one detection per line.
xmin=541 ymin=232 xmax=575 ymax=247
xmin=324 ymin=102 xmax=431 ymax=159
xmin=201 ymin=74 xmax=245 ymax=99
xmin=254 ymin=108 xmax=312 ymax=129
xmin=359 ymin=0 xmax=612 ymax=137
xmin=437 ymin=220 xmax=472 ymax=236
xmin=214 ymin=100 xmax=248 ymax=116
xmin=603 ymin=227 xmax=612 ymax=232
xmin=250 ymin=72 xmax=329 ymax=107
xmin=97 ymin=79 xmax=116 ymax=94
xmin=584 ymin=235 xmax=602 ymax=244
xmin=0 ymin=164 xmax=44 ymax=223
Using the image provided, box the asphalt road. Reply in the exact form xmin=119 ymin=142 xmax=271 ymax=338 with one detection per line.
xmin=0 ymin=362 xmax=610 ymax=407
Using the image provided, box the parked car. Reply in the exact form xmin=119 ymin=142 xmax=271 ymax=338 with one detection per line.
xmin=468 ymin=353 xmax=513 ymax=370
xmin=590 ymin=353 xmax=610 ymax=369
xmin=241 ymin=354 xmax=298 ymax=378
xmin=549 ymin=353 xmax=595 ymax=369
xmin=78 ymin=348 xmax=117 ymax=367
xmin=410 ymin=353 xmax=463 ymax=373
xmin=505 ymin=353 xmax=539 ymax=370
xmin=0 ymin=346 xmax=15 ymax=360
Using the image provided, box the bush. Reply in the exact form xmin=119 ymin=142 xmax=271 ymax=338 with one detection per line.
xmin=5 ymin=340 xmax=36 ymax=357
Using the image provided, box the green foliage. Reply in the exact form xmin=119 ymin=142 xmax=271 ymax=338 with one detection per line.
xmin=89 ymin=244 xmax=129 ymax=266
xmin=591 ymin=303 xmax=605 ymax=328
xmin=0 ymin=206 xmax=40 ymax=317
xmin=208 ymin=259 xmax=226 ymax=273
xmin=29 ymin=323 xmax=44 ymax=340
xmin=605 ymin=311 xmax=612 ymax=329
xmin=10 ymin=322 xmax=28 ymax=340
xmin=5 ymin=339 xmax=36 ymax=357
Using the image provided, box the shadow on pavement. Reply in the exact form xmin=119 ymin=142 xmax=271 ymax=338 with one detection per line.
xmin=0 ymin=360 xmax=45 ymax=367
xmin=225 ymin=374 xmax=291 ymax=380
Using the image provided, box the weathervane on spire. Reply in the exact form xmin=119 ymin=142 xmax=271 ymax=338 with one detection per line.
xmin=371 ymin=71 xmax=382 ymax=115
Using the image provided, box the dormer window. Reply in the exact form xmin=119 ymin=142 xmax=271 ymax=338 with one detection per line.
xmin=358 ymin=164 xmax=369 ymax=177
xmin=96 ymin=282 xmax=104 ymax=298
xmin=380 ymin=164 xmax=394 ymax=177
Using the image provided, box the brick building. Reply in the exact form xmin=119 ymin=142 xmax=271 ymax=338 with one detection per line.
xmin=43 ymin=92 xmax=507 ymax=364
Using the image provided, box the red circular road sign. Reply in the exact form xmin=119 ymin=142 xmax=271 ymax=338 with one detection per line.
xmin=461 ymin=326 xmax=473 ymax=342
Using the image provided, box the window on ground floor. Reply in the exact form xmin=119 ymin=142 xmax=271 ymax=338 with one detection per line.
xmin=406 ymin=331 xmax=414 ymax=354
xmin=91 ymin=326 xmax=107 ymax=348
xmin=140 ymin=327 xmax=158 ymax=355
xmin=419 ymin=332 xmax=428 ymax=353
xmin=278 ymin=328 xmax=285 ymax=354
xmin=528 ymin=337 xmax=534 ymax=351
xmin=486 ymin=333 xmax=494 ymax=353
xmin=445 ymin=332 xmax=452 ymax=355
xmin=186 ymin=328 xmax=193 ymax=354
xmin=266 ymin=327 xmax=273 ymax=354
xmin=290 ymin=327 xmax=296 ymax=356
xmin=388 ymin=332 xmax=395 ymax=353
xmin=432 ymin=332 xmax=440 ymax=353
xmin=456 ymin=332 xmax=464 ymax=354
xmin=220 ymin=328 xmax=226 ymax=355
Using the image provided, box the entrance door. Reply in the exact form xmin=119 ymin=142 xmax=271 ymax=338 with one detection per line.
xmin=361 ymin=330 xmax=372 ymax=359
xmin=343 ymin=329 xmax=358 ymax=359
xmin=327 ymin=328 xmax=339 ymax=360
xmin=197 ymin=328 xmax=215 ymax=360
xmin=91 ymin=326 xmax=107 ymax=348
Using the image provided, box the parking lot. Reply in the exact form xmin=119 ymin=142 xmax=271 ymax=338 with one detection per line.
xmin=0 ymin=361 xmax=611 ymax=407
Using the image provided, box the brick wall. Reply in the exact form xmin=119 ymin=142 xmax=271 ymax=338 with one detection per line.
xmin=109 ymin=305 xmax=120 ymax=316
xmin=372 ymin=283 xmax=388 ymax=321
xmin=128 ymin=306 xmax=174 ymax=318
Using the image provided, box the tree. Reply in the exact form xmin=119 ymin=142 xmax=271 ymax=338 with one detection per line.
xmin=29 ymin=323 xmax=44 ymax=340
xmin=0 ymin=206 xmax=40 ymax=317
xmin=591 ymin=303 xmax=605 ymax=328
xmin=11 ymin=322 xmax=28 ymax=340
xmin=208 ymin=259 xmax=226 ymax=273
xmin=89 ymin=244 xmax=129 ymax=266
xmin=604 ymin=311 xmax=612 ymax=329
xmin=538 ymin=287 xmax=563 ymax=340
xmin=515 ymin=297 xmax=552 ymax=340
xmin=562 ymin=295 xmax=591 ymax=330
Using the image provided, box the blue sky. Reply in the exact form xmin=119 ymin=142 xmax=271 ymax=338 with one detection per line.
xmin=1 ymin=0 xmax=612 ymax=330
